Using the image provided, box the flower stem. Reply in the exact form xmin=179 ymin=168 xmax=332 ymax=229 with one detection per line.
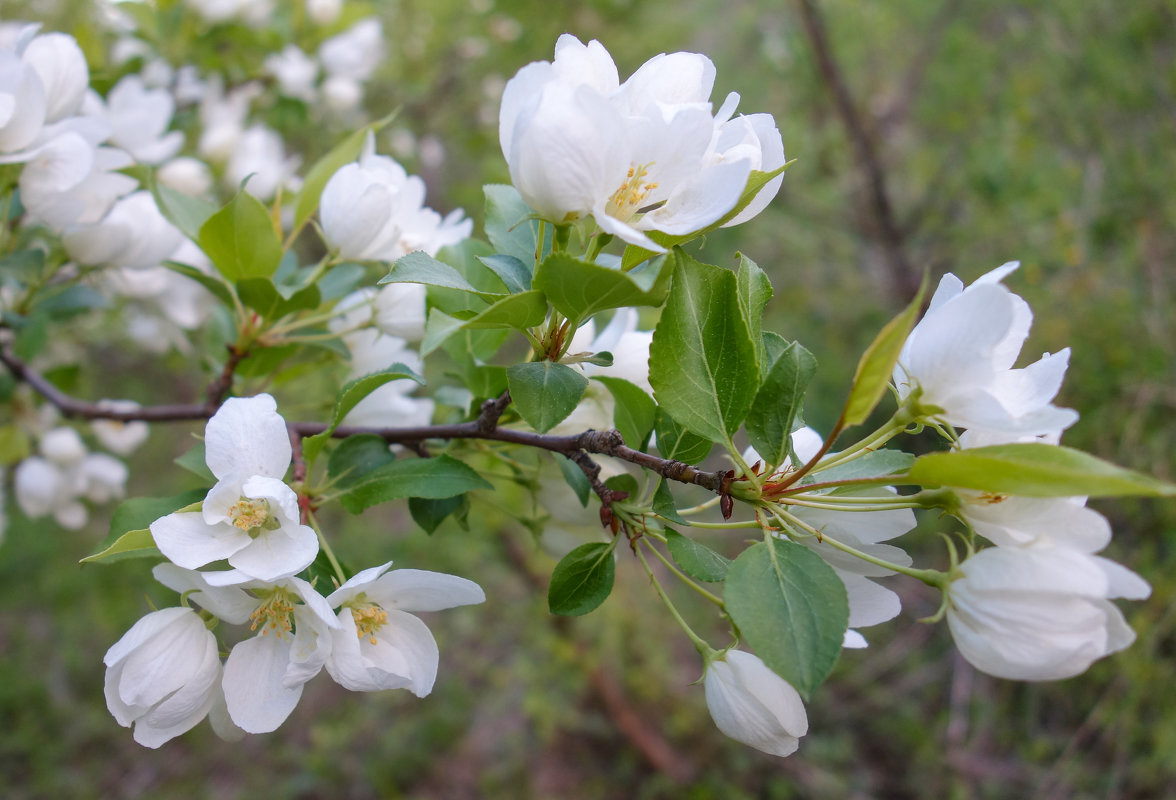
xmin=307 ymin=511 xmax=347 ymax=586
xmin=642 ymin=538 xmax=724 ymax=607
xmin=635 ymin=544 xmax=713 ymax=655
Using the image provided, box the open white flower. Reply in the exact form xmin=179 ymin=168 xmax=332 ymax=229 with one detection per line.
xmin=150 ymin=394 xmax=318 ymax=581
xmin=93 ymin=74 xmax=184 ymax=164
xmin=946 ymin=544 xmax=1150 ymax=680
xmin=318 ymin=19 xmax=384 ymax=83
xmin=63 ymin=190 xmax=183 ymax=270
xmin=895 ymin=263 xmax=1079 ymax=436
xmin=103 ymin=606 xmax=222 ymax=748
xmin=325 ymin=562 xmax=485 ymax=695
xmin=91 ymin=400 xmax=150 ymax=455
xmin=704 ymin=650 xmax=808 ymax=757
xmin=153 ymin=564 xmax=340 ymax=734
xmin=20 ymin=31 xmax=88 ymax=124
xmin=265 ymin=45 xmax=318 ymax=102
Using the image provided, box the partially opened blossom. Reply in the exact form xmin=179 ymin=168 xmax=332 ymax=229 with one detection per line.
xmin=895 ymin=263 xmax=1079 ymax=436
xmin=153 ymin=564 xmax=340 ymax=734
xmin=150 ymin=394 xmax=318 ymax=581
xmin=93 ymin=74 xmax=184 ymax=164
xmin=103 ymin=606 xmax=222 ymax=748
xmin=325 ymin=562 xmax=485 ymax=695
xmin=320 ymin=132 xmax=472 ymax=262
xmin=946 ymin=544 xmax=1150 ymax=680
xmin=704 ymin=650 xmax=808 ymax=757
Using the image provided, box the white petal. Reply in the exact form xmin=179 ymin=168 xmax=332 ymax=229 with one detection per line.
xmin=150 ymin=511 xmax=250 ymax=570
xmin=204 ymin=394 xmax=291 ymax=480
xmin=366 ymin=569 xmax=486 ymax=612
xmin=223 ymin=635 xmax=302 ymax=733
xmin=227 ymin=522 xmax=318 ymax=582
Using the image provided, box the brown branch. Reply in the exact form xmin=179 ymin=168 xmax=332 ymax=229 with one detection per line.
xmin=204 ymin=344 xmax=247 ymax=410
xmin=475 ymin=389 xmax=512 ymax=433
xmin=795 ymin=0 xmax=920 ymax=301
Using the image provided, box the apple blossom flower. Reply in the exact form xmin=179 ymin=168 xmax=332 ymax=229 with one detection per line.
xmin=152 ymin=564 xmax=341 ymax=734
xmin=63 ymin=190 xmax=184 ymax=270
xmin=499 ymin=35 xmax=778 ymax=251
xmin=318 ymin=19 xmax=384 ymax=84
xmin=224 ymin=124 xmax=300 ymax=200
xmin=197 ymin=79 xmax=260 ymax=162
xmin=157 ymin=156 xmax=214 ymax=197
xmin=103 ymin=606 xmax=223 ymax=748
xmin=325 ymin=562 xmax=485 ymax=695
xmin=20 ymin=31 xmax=88 ymax=123
xmin=91 ymin=74 xmax=184 ymax=164
xmin=0 ymin=46 xmax=48 ymax=153
xmin=306 ymin=0 xmax=343 ymax=25
xmin=320 ymin=132 xmax=472 ymax=262
xmin=946 ymin=544 xmax=1150 ymax=680
xmin=894 ymin=262 xmax=1079 ymax=437
xmin=704 ymin=649 xmax=808 ymax=757
xmin=150 ymin=394 xmax=318 ymax=581
xmin=77 ymin=453 xmax=130 ymax=503
xmin=265 ymin=45 xmax=318 ymax=103
xmin=20 ymin=136 xmax=136 ymax=232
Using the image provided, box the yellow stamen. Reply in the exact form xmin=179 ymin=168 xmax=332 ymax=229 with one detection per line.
xmin=605 ymin=162 xmax=659 ymax=222
xmin=352 ymin=605 xmax=388 ymax=646
xmin=249 ymin=588 xmax=296 ymax=639
xmin=228 ymin=497 xmax=273 ymax=533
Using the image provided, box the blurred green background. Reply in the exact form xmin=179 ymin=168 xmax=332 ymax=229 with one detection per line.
xmin=2 ymin=0 xmax=1174 ymax=797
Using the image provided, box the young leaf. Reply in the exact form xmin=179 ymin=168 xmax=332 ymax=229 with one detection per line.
xmin=648 ymin=250 xmax=760 ymax=444
xmin=557 ymin=455 xmax=591 ymax=507
xmin=595 ymin=376 xmax=656 ymax=450
xmin=484 ymin=183 xmax=549 ymax=267
xmin=548 ymin=542 xmax=616 ymax=616
xmin=724 ymin=538 xmax=849 ymax=698
xmin=237 ymin=278 xmax=321 ymax=320
xmin=163 ymin=261 xmax=234 ymax=307
xmin=82 ymin=489 xmax=207 ymax=565
xmin=339 ymin=455 xmax=493 ymax=513
xmin=478 ymin=254 xmax=532 ymax=293
xmin=198 ymin=188 xmax=283 ymax=281
xmin=745 ymin=342 xmax=817 ymax=466
xmin=842 ymin=276 xmax=926 ymax=426
xmin=327 ymin=434 xmax=396 ymax=488
xmin=654 ymin=409 xmax=713 ymax=464
xmin=462 ymin=290 xmax=548 ymax=330
xmin=302 ymin=365 xmax=426 ymax=464
xmin=379 ymin=251 xmax=504 ymax=300
xmin=736 ymin=253 xmax=772 ymax=366
xmin=174 ymin=443 xmax=214 ymax=482
xmin=506 ymin=361 xmax=588 ymax=434
xmin=79 ymin=529 xmax=159 ymax=565
xmin=666 ymin=529 xmax=730 ymax=582
xmin=532 ymin=252 xmax=671 ymax=324
xmin=907 ymin=443 xmax=1176 ymax=498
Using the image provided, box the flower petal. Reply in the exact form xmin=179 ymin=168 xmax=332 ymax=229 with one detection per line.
xmin=204 ymin=394 xmax=291 ymax=480
xmin=223 ymin=634 xmax=302 ymax=733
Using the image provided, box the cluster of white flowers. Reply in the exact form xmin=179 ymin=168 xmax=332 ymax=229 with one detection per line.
xmin=106 ymin=395 xmax=484 ymax=747
xmin=267 ymin=18 xmax=385 ymax=115
xmin=499 ymin=34 xmax=785 ymax=252
xmin=896 ymin=264 xmax=1151 ymax=680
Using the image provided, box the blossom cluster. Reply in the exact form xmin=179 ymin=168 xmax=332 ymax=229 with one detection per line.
xmin=105 ymin=395 xmax=484 ymax=747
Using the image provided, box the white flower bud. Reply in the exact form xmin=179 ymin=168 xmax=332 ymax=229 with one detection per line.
xmin=704 ymin=650 xmax=808 ymax=757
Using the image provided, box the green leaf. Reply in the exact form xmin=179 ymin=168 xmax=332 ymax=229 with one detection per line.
xmin=907 ymin=443 xmax=1176 ymax=498
xmin=291 ymin=111 xmax=397 ymax=235
xmin=462 ymin=290 xmax=547 ymax=329
xmin=82 ymin=489 xmax=208 ymax=565
xmin=327 ymin=434 xmax=395 ymax=488
xmin=237 ymin=277 xmax=321 ymax=320
xmin=316 ymin=262 xmax=366 ymax=301
xmin=654 ymin=409 xmax=713 ymax=464
xmin=0 ymin=249 xmax=45 ymax=282
xmin=198 ymin=189 xmax=283 ymax=280
xmin=379 ymin=251 xmax=505 ymax=300
xmin=652 ymin=479 xmax=687 ymax=524
xmin=557 ymin=455 xmax=591 ymax=507
xmin=648 ymin=250 xmax=760 ymax=444
xmin=532 ymin=252 xmax=671 ymax=324
xmin=174 ymin=442 xmax=214 ymax=482
xmin=163 ymin=260 xmax=234 ymax=307
xmin=724 ymin=538 xmax=849 ymax=698
xmin=746 ymin=342 xmax=817 ymax=466
xmin=484 ymin=183 xmax=549 ymax=267
xmin=303 ymin=365 xmax=426 ymax=464
xmin=79 ymin=529 xmax=159 ymax=565
xmin=152 ymin=180 xmax=217 ymax=241
xmin=843 ymin=276 xmax=926 ymax=426
xmin=595 ymin=376 xmax=656 ymax=450
xmin=409 ymin=495 xmax=467 ymax=533
xmin=339 ymin=455 xmax=493 ymax=513
xmin=39 ymin=285 xmax=108 ymax=317
xmin=666 ymin=529 xmax=730 ymax=582
xmin=477 ymin=254 xmax=531 ymax=293
xmin=548 ymin=542 xmax=616 ymax=616
xmin=506 ymin=361 xmax=588 ymax=434
xmin=736 ymin=253 xmax=772 ymax=366
xmin=0 ymin=424 xmax=30 ymax=465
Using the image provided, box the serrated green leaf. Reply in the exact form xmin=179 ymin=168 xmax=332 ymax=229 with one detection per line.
xmin=379 ymin=251 xmax=505 ymax=300
xmin=533 ymin=252 xmax=671 ymax=325
xmin=484 ymin=183 xmax=550 ymax=267
xmin=477 ymin=254 xmax=531 ymax=293
xmin=463 ymin=290 xmax=548 ymax=330
xmin=557 ymin=455 xmax=591 ymax=507
xmin=746 ymin=342 xmax=817 ymax=467
xmin=303 ymin=365 xmax=426 ymax=464
xmin=507 ymin=361 xmax=588 ymax=434
xmin=198 ymin=188 xmax=283 ymax=281
xmin=666 ymin=529 xmax=730 ymax=581
xmin=724 ymin=538 xmax=849 ymax=698
xmin=907 ymin=443 xmax=1176 ymax=498
xmin=339 ymin=455 xmax=492 ymax=513
xmin=152 ymin=180 xmax=217 ymax=241
xmin=409 ymin=495 xmax=467 ymax=533
xmin=548 ymin=541 xmax=616 ymax=616
xmin=327 ymin=434 xmax=395 ymax=488
xmin=654 ymin=409 xmax=713 ymax=464
xmin=595 ymin=376 xmax=656 ymax=450
xmin=648 ymin=250 xmax=760 ymax=444
xmin=843 ymin=276 xmax=926 ymax=426
xmin=82 ymin=488 xmax=208 ymax=565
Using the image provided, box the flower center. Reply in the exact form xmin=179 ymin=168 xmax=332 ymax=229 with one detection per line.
xmin=352 ymin=604 xmax=388 ymax=645
xmin=605 ymin=163 xmax=659 ymax=222
xmin=249 ymin=587 xmax=297 ymax=639
xmin=228 ymin=497 xmax=279 ymax=534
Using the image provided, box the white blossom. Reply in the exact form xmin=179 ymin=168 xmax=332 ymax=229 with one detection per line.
xmin=265 ymin=45 xmax=318 ymax=102
xmin=946 ymin=544 xmax=1150 ymax=680
xmin=63 ymin=190 xmax=184 ymax=270
xmin=94 ymin=74 xmax=184 ymax=164
xmin=325 ymin=562 xmax=485 ymax=695
xmin=704 ymin=650 xmax=808 ymax=757
xmin=157 ymin=156 xmax=214 ymax=197
xmin=318 ymin=19 xmax=384 ymax=83
xmin=224 ymin=124 xmax=299 ymax=200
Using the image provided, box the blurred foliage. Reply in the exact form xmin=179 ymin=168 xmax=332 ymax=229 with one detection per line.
xmin=2 ymin=0 xmax=1174 ymax=797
